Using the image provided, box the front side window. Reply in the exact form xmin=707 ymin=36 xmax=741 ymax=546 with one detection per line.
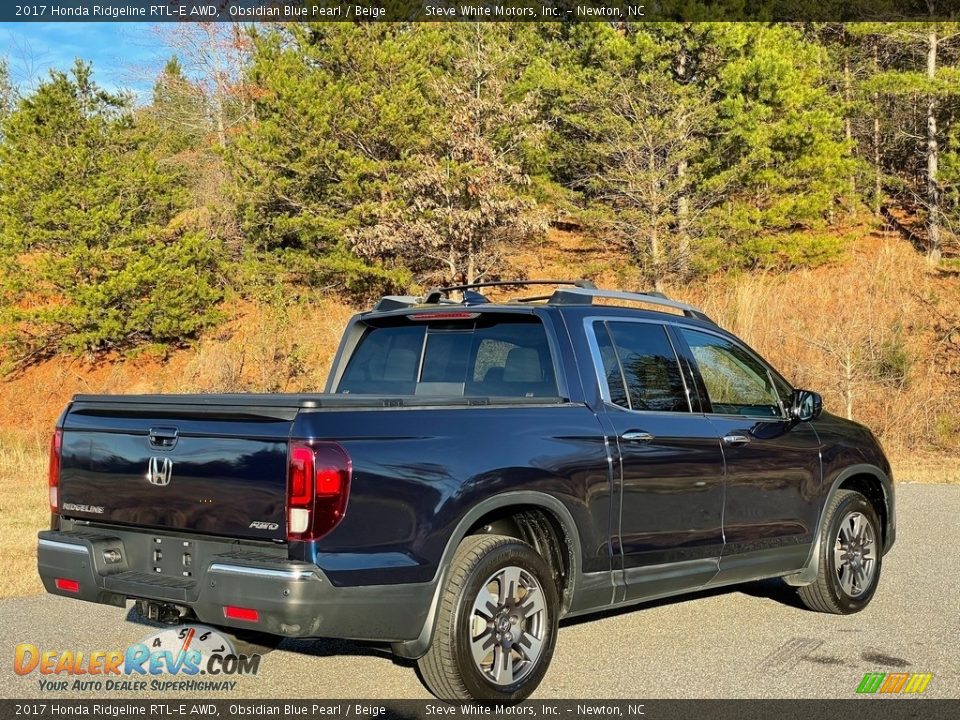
xmin=593 ymin=321 xmax=690 ymax=413
xmin=680 ymin=329 xmax=782 ymax=417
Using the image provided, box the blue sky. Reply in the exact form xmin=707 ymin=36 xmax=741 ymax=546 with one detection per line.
xmin=0 ymin=22 xmax=162 ymax=98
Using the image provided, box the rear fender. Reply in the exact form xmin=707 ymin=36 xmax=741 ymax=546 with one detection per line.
xmin=390 ymin=491 xmax=582 ymax=659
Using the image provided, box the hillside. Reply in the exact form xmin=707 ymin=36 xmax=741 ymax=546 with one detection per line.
xmin=1 ymin=225 xmax=958 ymax=598
xmin=3 ymin=223 xmax=959 ymax=458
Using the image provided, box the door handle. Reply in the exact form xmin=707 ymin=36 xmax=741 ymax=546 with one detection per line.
xmin=621 ymin=430 xmax=654 ymax=443
xmin=722 ymin=434 xmax=751 ymax=446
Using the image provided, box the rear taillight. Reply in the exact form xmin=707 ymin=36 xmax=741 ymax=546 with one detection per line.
xmin=286 ymin=442 xmax=352 ymax=542
xmin=48 ymin=429 xmax=62 ymax=515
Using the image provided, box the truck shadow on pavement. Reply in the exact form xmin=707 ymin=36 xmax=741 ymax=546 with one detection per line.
xmin=124 ymin=577 xmax=802 ymax=668
xmin=123 ymin=606 xmax=417 ymax=668
xmin=558 ymin=578 xmax=806 ymax=629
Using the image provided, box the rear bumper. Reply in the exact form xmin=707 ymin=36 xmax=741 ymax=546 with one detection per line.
xmin=37 ymin=529 xmax=433 ymax=643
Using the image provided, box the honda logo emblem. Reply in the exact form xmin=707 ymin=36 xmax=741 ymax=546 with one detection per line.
xmin=147 ymin=457 xmax=173 ymax=486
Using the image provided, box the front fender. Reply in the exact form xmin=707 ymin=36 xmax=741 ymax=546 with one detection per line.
xmin=783 ymin=463 xmax=894 ymax=587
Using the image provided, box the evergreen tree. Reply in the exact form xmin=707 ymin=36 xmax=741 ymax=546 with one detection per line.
xmin=230 ymin=23 xmax=446 ymax=295
xmin=858 ymin=22 xmax=960 ymax=261
xmin=702 ymin=24 xmax=856 ymax=270
xmin=148 ymin=56 xmax=208 ymax=153
xmin=547 ymin=25 xmax=714 ymax=289
xmin=0 ymin=61 xmax=222 ymax=363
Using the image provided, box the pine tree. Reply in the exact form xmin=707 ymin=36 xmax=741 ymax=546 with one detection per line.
xmin=0 ymin=62 xmax=222 ymax=363
xmin=230 ymin=23 xmax=448 ymax=295
xmin=858 ymin=21 xmax=960 ymax=261
xmin=148 ymin=56 xmax=208 ymax=153
xmin=703 ymin=24 xmax=856 ymax=269
xmin=550 ymin=25 xmax=714 ymax=289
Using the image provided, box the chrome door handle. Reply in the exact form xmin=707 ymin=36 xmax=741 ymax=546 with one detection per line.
xmin=723 ymin=434 xmax=751 ymax=446
xmin=621 ymin=431 xmax=654 ymax=443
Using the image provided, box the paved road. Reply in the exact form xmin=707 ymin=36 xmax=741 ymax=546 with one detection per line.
xmin=1 ymin=484 xmax=957 ymax=700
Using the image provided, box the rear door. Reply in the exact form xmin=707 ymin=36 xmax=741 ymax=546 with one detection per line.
xmin=59 ymin=399 xmax=296 ymax=542
xmin=587 ymin=319 xmax=725 ymax=601
xmin=672 ymin=327 xmax=822 ymax=580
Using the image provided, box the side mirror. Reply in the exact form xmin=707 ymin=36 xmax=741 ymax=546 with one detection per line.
xmin=791 ymin=390 xmax=823 ymax=422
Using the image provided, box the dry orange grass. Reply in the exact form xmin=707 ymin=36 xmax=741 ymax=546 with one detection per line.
xmin=0 ymin=297 xmax=360 ymax=598
xmin=0 ymin=433 xmax=48 ymax=598
xmin=675 ymin=235 xmax=960 ymax=462
xmin=509 ymin=225 xmax=960 ymax=477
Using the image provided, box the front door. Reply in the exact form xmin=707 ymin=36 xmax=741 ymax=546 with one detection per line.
xmin=673 ymin=327 xmax=823 ymax=582
xmin=588 ymin=319 xmax=725 ymax=601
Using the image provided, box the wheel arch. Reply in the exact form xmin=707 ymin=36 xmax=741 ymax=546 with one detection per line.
xmin=784 ymin=464 xmax=894 ymax=587
xmin=391 ymin=491 xmax=583 ymax=659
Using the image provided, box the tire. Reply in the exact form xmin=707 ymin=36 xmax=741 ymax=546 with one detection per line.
xmin=798 ymin=489 xmax=883 ymax=614
xmin=417 ymin=534 xmax=560 ymax=702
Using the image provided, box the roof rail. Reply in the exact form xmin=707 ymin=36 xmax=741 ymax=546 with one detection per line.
xmin=548 ymin=287 xmax=714 ymax=323
xmin=371 ymin=295 xmax=461 ymax=313
xmin=431 ymin=279 xmax=596 ymax=297
xmin=375 ymin=280 xmax=595 ymax=311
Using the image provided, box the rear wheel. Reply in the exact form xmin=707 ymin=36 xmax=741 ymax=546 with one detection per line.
xmin=798 ymin=489 xmax=883 ymax=614
xmin=418 ymin=534 xmax=559 ymax=701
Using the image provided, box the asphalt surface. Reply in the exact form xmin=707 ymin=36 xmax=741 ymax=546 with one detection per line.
xmin=1 ymin=483 xmax=957 ymax=700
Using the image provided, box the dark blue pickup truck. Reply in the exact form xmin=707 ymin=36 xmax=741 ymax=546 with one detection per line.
xmin=37 ymin=281 xmax=895 ymax=701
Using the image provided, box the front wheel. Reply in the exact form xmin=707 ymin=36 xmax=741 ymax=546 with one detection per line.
xmin=417 ymin=534 xmax=559 ymax=701
xmin=798 ymin=489 xmax=883 ymax=614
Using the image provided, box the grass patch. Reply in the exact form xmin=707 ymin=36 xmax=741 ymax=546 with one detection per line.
xmin=891 ymin=456 xmax=960 ymax=484
xmin=0 ymin=434 xmax=47 ymax=598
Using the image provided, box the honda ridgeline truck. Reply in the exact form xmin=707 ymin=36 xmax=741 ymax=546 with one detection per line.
xmin=37 ymin=281 xmax=896 ymax=701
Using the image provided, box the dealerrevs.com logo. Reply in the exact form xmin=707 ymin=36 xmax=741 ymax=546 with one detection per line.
xmin=14 ymin=625 xmax=261 ymax=692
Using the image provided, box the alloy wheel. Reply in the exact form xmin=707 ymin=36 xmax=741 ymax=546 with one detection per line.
xmin=833 ymin=511 xmax=877 ymax=598
xmin=468 ymin=565 xmax=548 ymax=687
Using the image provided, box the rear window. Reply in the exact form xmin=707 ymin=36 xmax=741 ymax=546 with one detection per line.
xmin=337 ymin=316 xmax=559 ymax=398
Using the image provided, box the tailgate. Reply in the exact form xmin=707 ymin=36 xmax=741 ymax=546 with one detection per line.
xmin=59 ymin=396 xmax=298 ymax=542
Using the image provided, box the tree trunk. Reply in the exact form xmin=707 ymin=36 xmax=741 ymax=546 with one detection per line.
xmin=650 ymin=227 xmax=664 ymax=293
xmin=926 ymin=26 xmax=942 ymax=263
xmin=873 ymin=42 xmax=882 ymax=216
xmin=843 ymin=48 xmax=855 ymax=207
xmin=648 ymin=140 xmax=664 ymax=292
xmin=676 ymin=45 xmax=690 ymax=277
xmin=466 ymin=239 xmax=476 ymax=285
xmin=215 ymin=98 xmax=226 ymax=148
xmin=844 ymin=351 xmax=854 ymax=421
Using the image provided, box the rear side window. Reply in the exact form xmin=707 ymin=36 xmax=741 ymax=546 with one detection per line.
xmin=593 ymin=321 xmax=690 ymax=413
xmin=337 ymin=316 xmax=558 ymax=398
